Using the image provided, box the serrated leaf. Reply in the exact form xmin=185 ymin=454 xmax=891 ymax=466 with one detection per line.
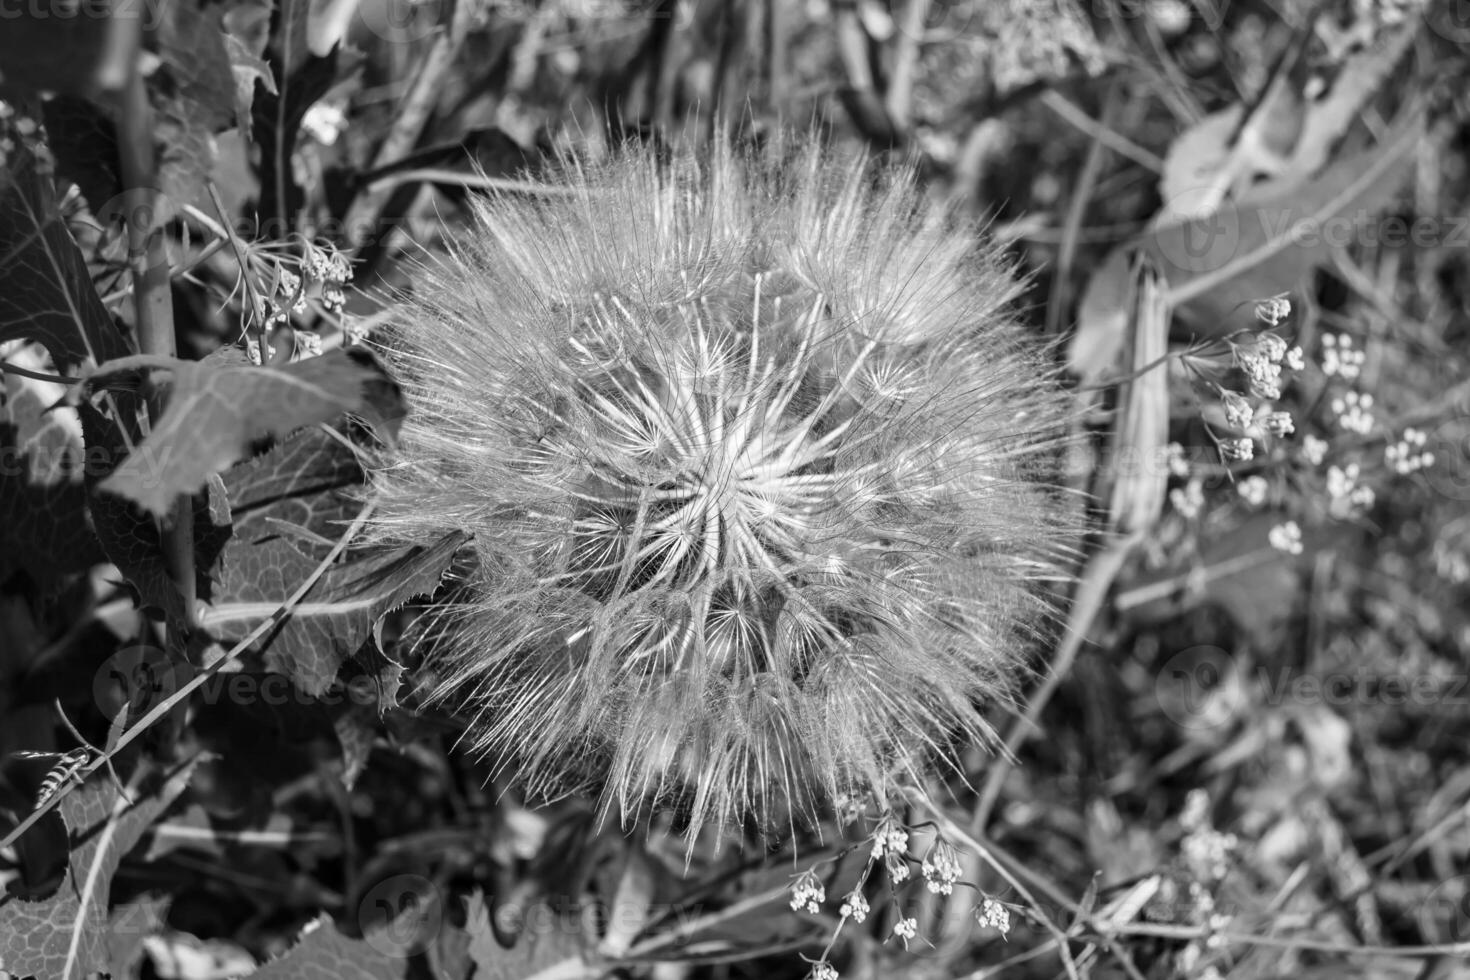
xmin=244 ymin=915 xmax=409 ymax=980
xmin=0 ymin=758 xmax=197 ymax=980
xmin=224 ymin=32 xmax=277 ymax=136
xmin=0 ymin=139 xmax=131 ymax=372
xmin=203 ymin=529 xmax=466 ymax=697
xmin=156 ymin=0 xmax=238 ymax=135
xmin=95 ymin=348 xmax=390 ymax=517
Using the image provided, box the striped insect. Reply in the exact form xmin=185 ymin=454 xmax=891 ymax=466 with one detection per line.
xmin=10 ymin=748 xmax=92 ymax=808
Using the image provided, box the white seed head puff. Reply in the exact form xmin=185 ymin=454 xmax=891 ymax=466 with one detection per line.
xmin=368 ymin=137 xmax=1078 ymax=840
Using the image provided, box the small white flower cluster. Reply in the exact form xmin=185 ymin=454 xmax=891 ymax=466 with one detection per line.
xmin=808 ymin=961 xmax=839 ymax=980
xmin=1221 ymin=390 xmax=1254 ymax=430
xmin=871 ymin=815 xmax=911 ymax=883
xmin=1236 ymin=475 xmax=1268 ymax=507
xmin=1326 ymin=462 xmax=1375 ymax=518
xmin=1269 ymin=520 xmax=1303 ymax=555
xmin=789 ymin=869 xmax=825 ymax=915
xmin=921 ymin=840 xmax=963 ymax=896
xmin=1178 ymin=790 xmax=1239 ymax=884
xmin=1302 ymin=434 xmax=1329 ymax=466
xmin=1170 ymin=477 xmax=1205 ymax=519
xmin=1331 ymin=391 xmax=1375 ymax=434
xmin=839 ymin=889 xmax=869 ymax=923
xmin=1234 ymin=330 xmax=1300 ymax=400
xmin=1165 ymin=442 xmax=1191 ymax=478
xmin=891 ymin=916 xmax=918 ymax=949
xmin=1385 ymin=427 xmax=1434 ymax=475
xmin=975 ymin=897 xmax=1012 ymax=937
xmin=1218 ymin=437 xmax=1255 ymax=462
xmin=1320 ymin=333 xmax=1365 ymax=380
xmin=1254 ymin=294 xmax=1292 ymax=327
xmin=302 ymin=240 xmax=352 ymax=312
xmin=1258 ymin=411 xmax=1294 ymax=437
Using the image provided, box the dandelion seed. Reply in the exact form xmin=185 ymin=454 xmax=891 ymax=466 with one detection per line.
xmin=367 ymin=138 xmax=1078 ymax=838
xmin=1269 ymin=521 xmax=1303 ymax=555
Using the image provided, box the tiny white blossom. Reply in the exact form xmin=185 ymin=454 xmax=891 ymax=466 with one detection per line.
xmin=921 ymin=840 xmax=963 ymax=896
xmin=1254 ymin=297 xmax=1292 ymax=327
xmin=976 ymin=897 xmax=1011 ymax=937
xmin=1284 ymin=346 xmax=1305 ymax=371
xmin=1269 ymin=521 xmax=1303 ymax=555
xmin=1321 ymin=333 xmax=1365 ymax=380
xmin=1260 ymin=411 xmax=1294 ymax=437
xmin=809 ymin=962 xmax=839 ymax=980
xmin=1386 ymin=428 xmax=1434 ymax=474
xmin=1170 ymin=478 xmax=1205 ymax=520
xmin=1331 ymin=391 xmax=1374 ymax=434
xmin=839 ymin=890 xmax=870 ymax=923
xmin=1302 ymin=434 xmax=1329 ymax=466
xmin=1220 ymin=390 xmax=1254 ymax=430
xmin=1219 ymin=437 xmax=1255 ymax=462
xmin=1236 ymin=475 xmax=1268 ymax=507
xmin=789 ymin=869 xmax=824 ymax=914
xmin=1165 ymin=441 xmax=1191 ymax=478
xmin=892 ymin=916 xmax=918 ymax=948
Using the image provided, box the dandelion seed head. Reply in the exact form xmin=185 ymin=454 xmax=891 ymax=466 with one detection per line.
xmin=368 ymin=137 xmax=1078 ymax=840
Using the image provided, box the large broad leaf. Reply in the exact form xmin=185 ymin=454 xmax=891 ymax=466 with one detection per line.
xmin=188 ymin=416 xmax=461 ymax=696
xmin=94 ymin=347 xmax=394 ymax=517
xmin=0 ymin=138 xmax=131 ymax=372
xmin=0 ymin=758 xmax=196 ymax=980
xmin=244 ymin=916 xmax=410 ymax=980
